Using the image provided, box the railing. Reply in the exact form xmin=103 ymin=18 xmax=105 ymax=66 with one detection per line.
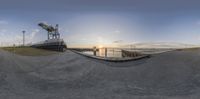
xmin=121 ymin=50 xmax=142 ymax=57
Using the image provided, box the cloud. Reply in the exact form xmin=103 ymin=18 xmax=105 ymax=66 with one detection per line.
xmin=30 ymin=29 xmax=39 ymax=39
xmin=14 ymin=35 xmax=22 ymax=42
xmin=0 ymin=20 xmax=8 ymax=25
xmin=0 ymin=29 xmax=7 ymax=38
xmin=114 ymin=30 xmax=121 ymax=34
xmin=8 ymin=29 xmax=40 ymax=46
xmin=0 ymin=29 xmax=7 ymax=33
xmin=26 ymin=29 xmax=40 ymax=43
xmin=197 ymin=36 xmax=200 ymax=41
xmin=113 ymin=40 xmax=123 ymax=43
xmin=0 ymin=29 xmax=9 ymax=39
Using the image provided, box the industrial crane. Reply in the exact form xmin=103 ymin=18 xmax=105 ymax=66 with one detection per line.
xmin=38 ymin=23 xmax=60 ymax=40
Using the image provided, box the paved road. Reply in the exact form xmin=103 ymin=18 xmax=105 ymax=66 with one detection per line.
xmin=0 ymin=49 xmax=200 ymax=99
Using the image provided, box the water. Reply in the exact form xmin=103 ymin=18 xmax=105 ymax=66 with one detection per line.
xmin=82 ymin=48 xmax=173 ymax=58
xmin=83 ymin=49 xmax=122 ymax=58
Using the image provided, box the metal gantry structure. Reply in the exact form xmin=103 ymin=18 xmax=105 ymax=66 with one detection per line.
xmin=38 ymin=23 xmax=60 ymax=40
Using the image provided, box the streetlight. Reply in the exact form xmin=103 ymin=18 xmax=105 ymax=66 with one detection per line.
xmin=22 ymin=30 xmax=25 ymax=46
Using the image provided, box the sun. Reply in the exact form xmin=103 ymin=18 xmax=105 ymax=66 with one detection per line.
xmin=98 ymin=45 xmax=104 ymax=48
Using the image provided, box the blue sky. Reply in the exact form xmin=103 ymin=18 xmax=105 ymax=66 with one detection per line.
xmin=1 ymin=0 xmax=200 ymax=47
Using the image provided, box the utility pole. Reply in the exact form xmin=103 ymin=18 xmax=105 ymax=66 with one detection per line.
xmin=22 ymin=30 xmax=25 ymax=46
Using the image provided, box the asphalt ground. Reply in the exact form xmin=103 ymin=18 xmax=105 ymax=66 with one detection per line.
xmin=0 ymin=49 xmax=200 ymax=99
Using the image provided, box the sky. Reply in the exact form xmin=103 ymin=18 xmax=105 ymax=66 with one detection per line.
xmin=1 ymin=0 xmax=200 ymax=47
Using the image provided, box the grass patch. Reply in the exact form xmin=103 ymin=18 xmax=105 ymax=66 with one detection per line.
xmin=1 ymin=46 xmax=58 ymax=56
